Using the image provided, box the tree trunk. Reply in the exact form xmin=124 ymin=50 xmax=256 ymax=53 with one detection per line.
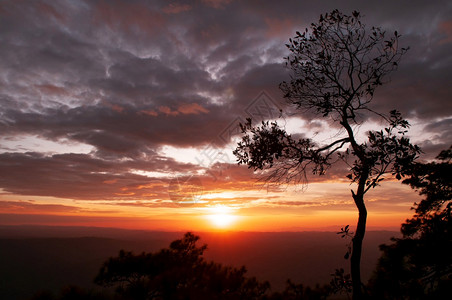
xmin=351 ymin=191 xmax=367 ymax=300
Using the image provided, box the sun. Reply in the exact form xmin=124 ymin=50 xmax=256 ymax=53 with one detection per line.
xmin=206 ymin=205 xmax=238 ymax=229
xmin=208 ymin=213 xmax=236 ymax=228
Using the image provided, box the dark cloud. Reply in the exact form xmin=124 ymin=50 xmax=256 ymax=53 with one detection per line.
xmin=417 ymin=118 xmax=452 ymax=159
xmin=0 ymin=0 xmax=450 ymax=202
xmin=0 ymin=151 xmax=198 ymax=200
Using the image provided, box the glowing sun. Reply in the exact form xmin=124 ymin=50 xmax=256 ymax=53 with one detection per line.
xmin=206 ymin=205 xmax=237 ymax=229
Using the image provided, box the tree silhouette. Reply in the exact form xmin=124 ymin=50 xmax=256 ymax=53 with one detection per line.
xmin=95 ymin=232 xmax=270 ymax=300
xmin=31 ymin=285 xmax=110 ymax=300
xmin=401 ymin=146 xmax=452 ymax=237
xmin=369 ymin=147 xmax=452 ymax=299
xmin=266 ymin=279 xmax=330 ymax=300
xmin=233 ymin=10 xmax=420 ymax=299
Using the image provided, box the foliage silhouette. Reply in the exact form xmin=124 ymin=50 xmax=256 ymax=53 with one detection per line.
xmin=266 ymin=279 xmax=330 ymax=300
xmin=401 ymin=146 xmax=452 ymax=237
xmin=329 ymin=268 xmax=352 ymax=298
xmin=233 ymin=9 xmax=420 ymax=299
xmin=94 ymin=232 xmax=270 ymax=300
xmin=30 ymin=285 xmax=110 ymax=300
xmin=369 ymin=147 xmax=452 ymax=299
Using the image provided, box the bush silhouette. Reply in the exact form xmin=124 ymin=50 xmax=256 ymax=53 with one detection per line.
xmin=94 ymin=232 xmax=270 ymax=300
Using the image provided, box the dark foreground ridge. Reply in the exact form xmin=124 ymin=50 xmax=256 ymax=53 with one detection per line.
xmin=0 ymin=225 xmax=396 ymax=300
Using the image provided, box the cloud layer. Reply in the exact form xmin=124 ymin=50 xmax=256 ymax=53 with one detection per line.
xmin=0 ymin=0 xmax=450 ymax=209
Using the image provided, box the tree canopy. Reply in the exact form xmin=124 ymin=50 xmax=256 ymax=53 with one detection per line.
xmin=370 ymin=147 xmax=452 ymax=299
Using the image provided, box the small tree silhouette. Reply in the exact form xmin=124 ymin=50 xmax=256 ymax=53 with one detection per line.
xmin=95 ymin=232 xmax=270 ymax=300
xmin=233 ymin=10 xmax=420 ymax=299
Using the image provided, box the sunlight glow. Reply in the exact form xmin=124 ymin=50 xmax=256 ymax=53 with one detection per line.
xmin=205 ymin=205 xmax=238 ymax=229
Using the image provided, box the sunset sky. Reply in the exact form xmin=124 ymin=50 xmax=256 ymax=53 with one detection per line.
xmin=0 ymin=0 xmax=451 ymax=231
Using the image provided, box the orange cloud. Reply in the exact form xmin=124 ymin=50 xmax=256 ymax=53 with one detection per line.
xmin=264 ymin=17 xmax=297 ymax=38
xmin=202 ymin=0 xmax=233 ymax=9
xmin=93 ymin=1 xmax=165 ymax=36
xmin=159 ymin=106 xmax=180 ymax=116
xmin=103 ymin=179 xmax=118 ymax=184
xmin=139 ymin=110 xmax=158 ymax=116
xmin=36 ymin=84 xmax=68 ymax=96
xmin=37 ymin=2 xmax=66 ymax=23
xmin=178 ymin=103 xmax=209 ymax=114
xmin=157 ymin=103 xmax=209 ymax=116
xmin=0 ymin=200 xmax=81 ymax=213
xmin=162 ymin=3 xmax=191 ymax=14
xmin=439 ymin=20 xmax=452 ymax=44
xmin=115 ymin=192 xmax=135 ymax=196
xmin=111 ymin=104 xmax=124 ymax=113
